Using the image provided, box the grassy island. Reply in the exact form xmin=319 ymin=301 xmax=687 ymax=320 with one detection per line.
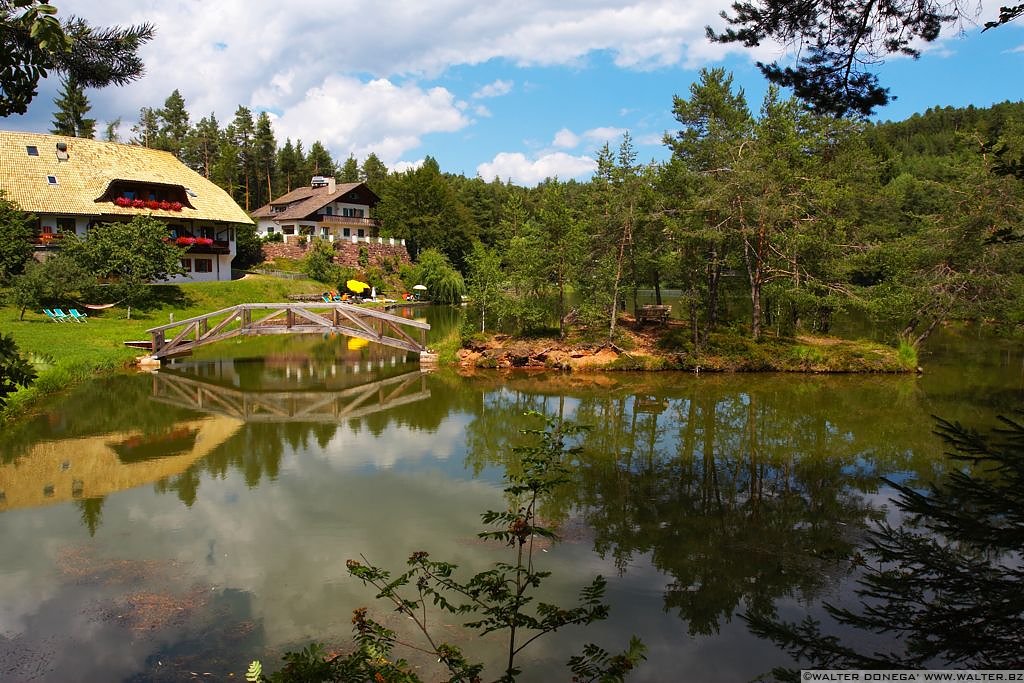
xmin=456 ymin=315 xmax=916 ymax=374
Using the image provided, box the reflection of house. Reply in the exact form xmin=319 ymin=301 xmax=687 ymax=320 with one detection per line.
xmin=0 ymin=130 xmax=253 ymax=282
xmin=0 ymin=416 xmax=243 ymax=512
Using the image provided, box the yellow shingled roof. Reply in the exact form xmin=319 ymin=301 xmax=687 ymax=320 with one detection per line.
xmin=0 ymin=130 xmax=252 ymax=225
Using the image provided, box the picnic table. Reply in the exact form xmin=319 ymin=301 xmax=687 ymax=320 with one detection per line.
xmin=637 ymin=304 xmax=672 ymax=324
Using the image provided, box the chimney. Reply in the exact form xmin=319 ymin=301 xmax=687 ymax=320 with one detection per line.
xmin=310 ymin=175 xmax=337 ymax=193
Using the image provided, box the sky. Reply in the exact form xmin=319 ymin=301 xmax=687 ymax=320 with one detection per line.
xmin=4 ymin=0 xmax=1023 ymax=186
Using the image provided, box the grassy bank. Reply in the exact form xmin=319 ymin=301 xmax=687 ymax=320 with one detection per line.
xmin=1 ymin=274 xmax=325 ymax=420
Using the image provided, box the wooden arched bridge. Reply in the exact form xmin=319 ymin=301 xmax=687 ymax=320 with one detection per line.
xmin=138 ymin=303 xmax=431 ymax=361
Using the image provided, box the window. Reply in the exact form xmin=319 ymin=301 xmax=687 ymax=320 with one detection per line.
xmin=194 ymin=259 xmax=213 ymax=273
xmin=26 ymin=146 xmax=38 ymax=156
xmin=181 ymin=258 xmax=192 ymax=272
xmin=357 ymin=228 xmax=365 ymax=237
xmin=321 ymin=227 xmax=329 ymax=237
xmin=46 ymin=175 xmax=58 ymax=185
xmin=283 ymin=225 xmax=295 ymax=235
xmin=56 ymin=217 xmax=75 ymax=234
xmin=343 ymin=228 xmax=351 ymax=237
xmin=325 ymin=206 xmax=333 ymax=216
xmin=267 ymin=226 xmax=276 ymax=234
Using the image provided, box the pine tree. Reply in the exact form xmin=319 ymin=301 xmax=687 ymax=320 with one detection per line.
xmin=131 ymin=106 xmax=160 ymax=147
xmin=158 ymin=89 xmax=190 ymax=158
xmin=277 ymin=138 xmax=303 ymax=193
xmin=228 ymin=106 xmax=256 ymax=210
xmin=253 ymin=112 xmax=277 ymax=207
xmin=361 ymin=153 xmax=388 ymax=188
xmin=50 ymin=74 xmax=96 ymax=138
xmin=307 ymin=141 xmax=336 ymax=179
xmin=104 ymin=117 xmax=121 ymax=142
xmin=187 ymin=114 xmax=221 ymax=178
xmin=340 ymin=154 xmax=360 ymax=182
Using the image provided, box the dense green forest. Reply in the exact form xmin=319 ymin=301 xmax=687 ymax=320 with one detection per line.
xmin=51 ymin=75 xmax=1024 ymax=347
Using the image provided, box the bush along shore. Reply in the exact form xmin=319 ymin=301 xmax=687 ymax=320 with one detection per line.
xmin=456 ymin=316 xmax=918 ymax=374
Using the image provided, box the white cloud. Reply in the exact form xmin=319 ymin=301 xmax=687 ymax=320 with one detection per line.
xmin=472 ymin=79 xmax=514 ymax=99
xmin=583 ymin=126 xmax=628 ymax=143
xmin=60 ymin=1 xmax=746 ymax=100
xmin=635 ymin=132 xmax=664 ymax=146
xmin=552 ymin=128 xmax=581 ymax=148
xmin=41 ymin=0 xmax=762 ymax=171
xmin=393 ymin=159 xmax=425 ymax=173
xmin=477 ymin=151 xmax=596 ymax=185
xmin=269 ymin=76 xmax=470 ymax=167
xmin=474 ymin=104 xmax=493 ymax=117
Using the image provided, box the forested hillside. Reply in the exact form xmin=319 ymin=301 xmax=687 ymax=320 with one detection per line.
xmin=58 ymin=81 xmax=1024 ymax=347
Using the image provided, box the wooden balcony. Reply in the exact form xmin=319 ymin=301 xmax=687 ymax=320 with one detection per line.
xmin=314 ymin=214 xmax=381 ymax=227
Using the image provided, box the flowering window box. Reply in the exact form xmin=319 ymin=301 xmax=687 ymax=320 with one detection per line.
xmin=114 ymin=196 xmax=184 ymax=211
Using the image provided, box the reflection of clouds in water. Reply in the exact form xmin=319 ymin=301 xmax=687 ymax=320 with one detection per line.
xmin=315 ymin=415 xmax=471 ymax=470
xmin=108 ymin=431 xmax=502 ymax=646
xmin=0 ymin=568 xmax=58 ymax=635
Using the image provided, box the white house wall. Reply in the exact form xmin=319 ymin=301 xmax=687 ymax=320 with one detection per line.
xmin=166 ymin=253 xmax=233 ymax=283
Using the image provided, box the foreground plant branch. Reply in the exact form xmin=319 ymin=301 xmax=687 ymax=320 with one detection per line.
xmin=255 ymin=413 xmax=646 ymax=683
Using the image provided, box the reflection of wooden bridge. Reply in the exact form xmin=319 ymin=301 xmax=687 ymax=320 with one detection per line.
xmin=140 ymin=303 xmax=431 ymax=360
xmin=150 ymin=370 xmax=430 ymax=422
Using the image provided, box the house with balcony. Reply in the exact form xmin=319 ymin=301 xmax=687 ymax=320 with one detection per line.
xmin=0 ymin=130 xmax=253 ymax=282
xmin=252 ymin=176 xmax=401 ymax=247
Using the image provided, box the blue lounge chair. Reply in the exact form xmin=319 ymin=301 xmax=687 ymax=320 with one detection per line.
xmin=53 ymin=308 xmax=77 ymax=323
xmin=69 ymin=308 xmax=89 ymax=322
xmin=43 ymin=308 xmax=65 ymax=322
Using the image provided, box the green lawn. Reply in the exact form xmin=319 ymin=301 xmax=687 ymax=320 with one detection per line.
xmin=1 ymin=274 xmax=326 ymax=419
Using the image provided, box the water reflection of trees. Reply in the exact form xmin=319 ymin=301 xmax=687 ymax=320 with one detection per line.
xmin=459 ymin=373 xmax=953 ymax=637
xmin=573 ymin=391 xmax=878 ymax=636
xmin=746 ymin=413 xmax=1024 ymax=678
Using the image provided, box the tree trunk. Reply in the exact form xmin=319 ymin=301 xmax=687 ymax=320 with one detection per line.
xmin=654 ymin=269 xmax=662 ymax=305
xmin=706 ymin=254 xmax=721 ymax=330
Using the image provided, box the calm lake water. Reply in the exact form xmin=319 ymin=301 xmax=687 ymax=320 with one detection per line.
xmin=0 ymin=310 xmax=1021 ymax=682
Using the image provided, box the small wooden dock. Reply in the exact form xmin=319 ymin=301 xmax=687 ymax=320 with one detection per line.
xmin=138 ymin=302 xmax=431 ymax=360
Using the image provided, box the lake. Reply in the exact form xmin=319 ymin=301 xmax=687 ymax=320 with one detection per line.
xmin=0 ymin=313 xmax=1021 ymax=682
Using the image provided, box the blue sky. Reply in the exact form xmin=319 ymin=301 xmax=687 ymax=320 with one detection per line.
xmin=4 ymin=1 xmax=1022 ymax=185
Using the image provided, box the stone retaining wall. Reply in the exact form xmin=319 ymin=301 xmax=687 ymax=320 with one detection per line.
xmin=261 ymin=239 xmax=411 ymax=270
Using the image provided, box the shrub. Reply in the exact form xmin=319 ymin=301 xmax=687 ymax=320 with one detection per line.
xmin=302 ymin=238 xmax=339 ymax=284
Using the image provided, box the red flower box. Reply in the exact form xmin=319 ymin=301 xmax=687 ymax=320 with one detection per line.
xmin=176 ymin=236 xmax=197 ymax=246
xmin=196 ymin=237 xmax=214 ymax=246
xmin=170 ymin=201 xmax=182 ymax=211
xmin=131 ymin=199 xmax=146 ymax=208
xmin=159 ymin=200 xmax=172 ymax=210
xmin=114 ymin=196 xmax=131 ymax=207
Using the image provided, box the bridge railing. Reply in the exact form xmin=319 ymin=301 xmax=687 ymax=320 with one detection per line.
xmin=145 ymin=302 xmax=431 ymax=360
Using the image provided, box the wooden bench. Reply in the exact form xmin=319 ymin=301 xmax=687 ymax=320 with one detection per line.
xmin=637 ymin=304 xmax=671 ymax=324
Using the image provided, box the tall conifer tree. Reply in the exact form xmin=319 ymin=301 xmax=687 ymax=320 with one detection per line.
xmin=50 ymin=74 xmax=96 ymax=138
